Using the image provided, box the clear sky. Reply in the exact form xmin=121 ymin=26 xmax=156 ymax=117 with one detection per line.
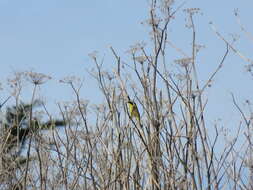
xmin=0 ymin=0 xmax=253 ymax=126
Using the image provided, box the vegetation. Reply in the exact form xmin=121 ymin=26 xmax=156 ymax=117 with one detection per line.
xmin=1 ymin=0 xmax=253 ymax=189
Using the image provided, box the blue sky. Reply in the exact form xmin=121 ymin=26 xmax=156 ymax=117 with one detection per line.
xmin=0 ymin=0 xmax=253 ymax=126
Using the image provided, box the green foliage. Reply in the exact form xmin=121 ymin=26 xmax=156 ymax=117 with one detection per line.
xmin=0 ymin=100 xmax=65 ymax=189
xmin=2 ymin=100 xmax=64 ymax=155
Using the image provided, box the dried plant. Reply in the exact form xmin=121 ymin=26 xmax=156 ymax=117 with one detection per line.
xmin=0 ymin=1 xmax=253 ymax=190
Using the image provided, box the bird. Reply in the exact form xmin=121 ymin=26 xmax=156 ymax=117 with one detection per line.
xmin=127 ymin=100 xmax=140 ymax=122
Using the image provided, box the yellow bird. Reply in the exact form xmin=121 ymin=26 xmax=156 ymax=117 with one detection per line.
xmin=127 ymin=101 xmax=140 ymax=122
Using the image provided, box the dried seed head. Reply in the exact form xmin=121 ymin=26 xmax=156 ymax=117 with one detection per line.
xmin=7 ymin=72 xmax=25 ymax=96
xmin=229 ymin=33 xmax=240 ymax=42
xmin=126 ymin=42 xmax=146 ymax=55
xmin=135 ymin=55 xmax=147 ymax=64
xmin=25 ymin=71 xmax=51 ymax=85
xmin=160 ymin=0 xmax=174 ymax=13
xmin=88 ymin=50 xmax=99 ymax=60
xmin=59 ymin=76 xmax=81 ymax=84
xmin=174 ymin=57 xmax=193 ymax=68
xmin=195 ymin=44 xmax=205 ymax=53
xmin=175 ymin=74 xmax=187 ymax=81
xmin=183 ymin=8 xmax=201 ymax=15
